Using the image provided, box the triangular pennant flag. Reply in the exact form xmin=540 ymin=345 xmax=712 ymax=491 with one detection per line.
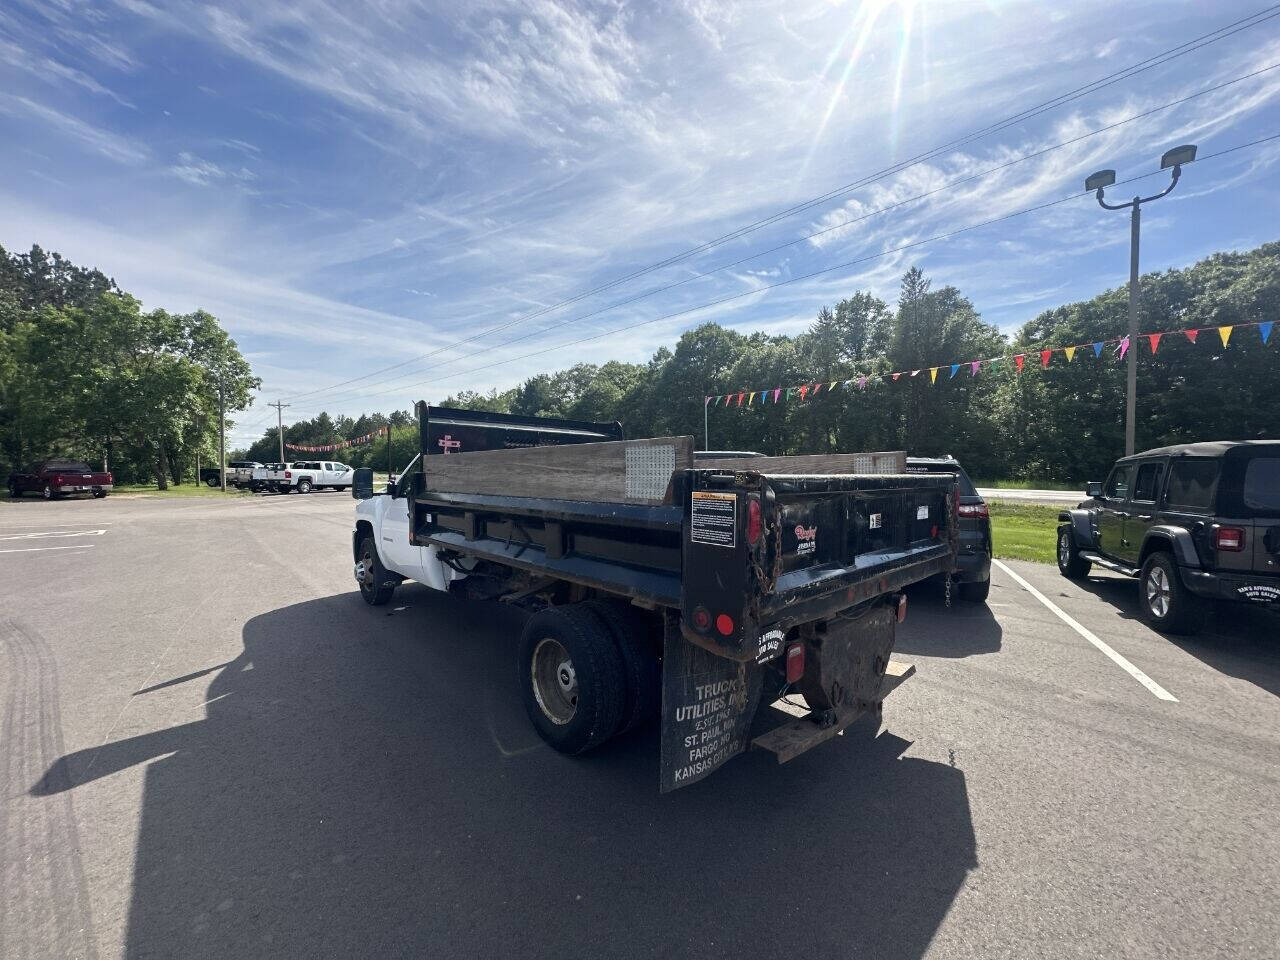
xmin=736 ymin=392 xmax=745 ymax=407
xmin=760 ymin=391 xmax=768 ymax=404
xmin=1118 ymin=336 xmax=1130 ymax=360
xmin=1261 ymin=321 xmax=1273 ymax=345
xmin=970 ymin=361 xmax=980 ymax=376
xmin=950 ymin=364 xmax=960 ymax=378
xmin=1092 ymin=342 xmax=1103 ymax=357
xmin=747 ymin=391 xmax=754 ymax=406
xmin=892 ymin=372 xmax=901 ymax=381
xmin=1184 ymin=328 xmax=1199 ymax=344
xmin=1014 ymin=354 xmax=1025 ymax=373
xmin=773 ymin=388 xmax=781 ymax=403
xmin=1040 ymin=350 xmax=1052 ymax=369
xmin=1147 ymin=332 xmax=1162 ymax=355
xmin=799 ymin=385 xmax=809 ymax=400
xmin=1218 ymin=325 xmax=1233 ymax=348
xmin=811 ymin=382 xmax=822 ymax=396
xmin=929 ymin=367 xmax=939 ymax=384
xmin=829 ymin=381 xmax=839 ymax=392
xmin=1064 ymin=345 xmax=1077 ymax=362
xmin=910 ymin=369 xmax=920 ymax=377
xmin=857 ymin=376 xmax=868 ymax=389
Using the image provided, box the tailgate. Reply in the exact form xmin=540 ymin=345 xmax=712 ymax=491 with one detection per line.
xmin=680 ymin=470 xmax=955 ymax=661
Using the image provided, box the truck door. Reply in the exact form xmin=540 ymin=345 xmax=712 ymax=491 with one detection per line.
xmin=379 ymin=458 xmax=430 ymax=580
xmin=1124 ymin=459 xmax=1165 ymax=566
xmin=1098 ymin=463 xmax=1133 ymax=559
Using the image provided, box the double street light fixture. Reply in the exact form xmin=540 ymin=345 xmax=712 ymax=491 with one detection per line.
xmin=1087 ymin=144 xmax=1196 ymax=456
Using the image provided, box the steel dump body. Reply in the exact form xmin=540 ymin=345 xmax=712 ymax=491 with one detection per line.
xmin=404 ymin=405 xmax=956 ymax=788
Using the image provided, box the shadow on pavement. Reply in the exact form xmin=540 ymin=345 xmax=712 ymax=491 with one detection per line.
xmin=34 ymin=587 xmax=977 ymax=959
xmin=893 ymin=581 xmax=1002 ymax=658
xmin=1076 ymin=574 xmax=1280 ymax=698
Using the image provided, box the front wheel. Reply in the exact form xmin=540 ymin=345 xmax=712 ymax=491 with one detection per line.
xmin=297 ymin=478 xmax=313 ymax=494
xmin=356 ymin=536 xmax=396 ymax=606
xmin=1057 ymin=526 xmax=1091 ymax=580
xmin=7 ymin=483 xmax=19 ymax=499
xmin=1137 ymin=552 xmax=1205 ymax=634
xmin=518 ymin=605 xmax=626 ymax=754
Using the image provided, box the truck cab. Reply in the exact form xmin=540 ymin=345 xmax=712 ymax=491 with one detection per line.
xmin=1057 ymin=441 xmax=1280 ymax=632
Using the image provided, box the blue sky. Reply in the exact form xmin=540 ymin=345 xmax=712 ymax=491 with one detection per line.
xmin=2 ymin=0 xmax=1279 ymax=444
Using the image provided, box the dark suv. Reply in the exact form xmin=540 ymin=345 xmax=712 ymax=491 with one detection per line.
xmin=1057 ymin=441 xmax=1280 ymax=633
xmin=906 ymin=456 xmax=992 ymax=603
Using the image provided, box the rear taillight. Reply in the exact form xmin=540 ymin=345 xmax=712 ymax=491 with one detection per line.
xmin=1214 ymin=526 xmax=1245 ymax=552
xmin=106 ymin=473 xmax=113 ymax=483
xmin=896 ymin=593 xmax=908 ymax=623
xmin=785 ymin=642 xmax=805 ymax=684
xmin=53 ymin=475 xmax=64 ymax=484
xmin=746 ymin=498 xmax=762 ymax=545
xmin=285 ymin=470 xmax=292 ymax=478
xmin=957 ymin=501 xmax=989 ymax=518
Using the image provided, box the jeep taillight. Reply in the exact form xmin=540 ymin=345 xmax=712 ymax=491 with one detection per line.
xmin=1214 ymin=526 xmax=1245 ymax=552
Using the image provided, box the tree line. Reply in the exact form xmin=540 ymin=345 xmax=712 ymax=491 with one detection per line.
xmin=1 ymin=244 xmax=258 ymax=488
xmin=240 ymin=242 xmax=1278 ymax=484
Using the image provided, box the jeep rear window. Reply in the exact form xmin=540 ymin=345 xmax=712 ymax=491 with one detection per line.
xmin=1165 ymin=458 xmax=1218 ymax=511
xmin=1243 ymin=458 xmax=1280 ymax=511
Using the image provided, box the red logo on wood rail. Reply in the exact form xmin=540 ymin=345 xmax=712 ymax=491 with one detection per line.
xmin=438 ymin=435 xmax=461 ymax=453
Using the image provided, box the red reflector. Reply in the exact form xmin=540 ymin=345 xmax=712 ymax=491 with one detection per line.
xmin=897 ymin=593 xmax=908 ymax=623
xmin=957 ymin=501 xmax=989 ymax=518
xmin=1215 ymin=526 xmax=1245 ymax=551
xmin=931 ymin=524 xmax=938 ymax=539
xmin=692 ymin=607 xmax=711 ymax=631
xmin=715 ymin=613 xmax=734 ymax=636
xmin=285 ymin=470 xmax=292 ymax=478
xmin=785 ymin=643 xmax=805 ymax=683
xmin=746 ymin=498 xmax=762 ymax=545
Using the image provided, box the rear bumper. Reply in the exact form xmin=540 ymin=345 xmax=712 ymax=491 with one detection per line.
xmin=952 ymin=545 xmax=991 ymax=582
xmin=1180 ymin=568 xmax=1280 ymax=605
xmin=53 ymin=483 xmax=112 ymax=493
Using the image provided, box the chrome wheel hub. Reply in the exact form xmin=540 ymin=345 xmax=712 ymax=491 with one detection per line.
xmin=1146 ymin=566 xmax=1171 ymax=618
xmin=1058 ymin=532 xmax=1070 ymax=566
xmin=531 ymin=637 xmax=578 ymax=725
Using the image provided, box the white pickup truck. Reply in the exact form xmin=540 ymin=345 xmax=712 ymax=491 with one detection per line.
xmin=258 ymin=460 xmax=355 ymax=494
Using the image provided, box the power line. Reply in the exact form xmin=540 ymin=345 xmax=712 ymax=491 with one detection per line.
xmin=288 ymin=64 xmax=1280 ymax=411
xmin=332 ymin=133 xmax=1280 ymax=407
xmin=275 ymin=3 xmax=1280 ymax=404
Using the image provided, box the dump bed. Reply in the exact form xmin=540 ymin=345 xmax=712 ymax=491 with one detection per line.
xmin=409 ymin=408 xmax=955 ymax=652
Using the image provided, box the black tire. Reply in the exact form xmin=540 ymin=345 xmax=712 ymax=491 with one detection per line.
xmin=1057 ymin=526 xmax=1091 ymax=580
xmin=297 ymin=478 xmax=313 ymax=494
xmin=205 ymin=476 xmax=219 ymax=487
xmin=42 ymin=484 xmax=55 ymax=500
xmin=8 ymin=483 xmax=19 ymax=499
xmin=356 ymin=536 xmax=396 ymax=606
xmin=1137 ymin=551 xmax=1205 ymax=635
xmin=957 ymin=576 xmax=991 ymax=603
xmin=92 ymin=490 xmax=107 ymax=499
xmin=518 ymin=604 xmax=626 ymax=754
xmin=584 ymin=599 xmax=660 ymax=735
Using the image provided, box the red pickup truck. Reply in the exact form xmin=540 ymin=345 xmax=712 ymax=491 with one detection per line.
xmin=8 ymin=460 xmax=113 ymax=499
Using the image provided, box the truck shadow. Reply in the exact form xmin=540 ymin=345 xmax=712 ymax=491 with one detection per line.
xmin=32 ymin=587 xmax=977 ymax=960
xmin=893 ymin=582 xmax=1002 ymax=658
xmin=1075 ymin=574 xmax=1280 ymax=698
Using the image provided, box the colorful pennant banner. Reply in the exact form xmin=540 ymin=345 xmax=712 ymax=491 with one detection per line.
xmin=286 ymin=425 xmax=388 ymax=452
xmin=703 ymin=320 xmax=1275 ymax=408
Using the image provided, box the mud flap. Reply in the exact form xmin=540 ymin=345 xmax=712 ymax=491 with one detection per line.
xmin=660 ymin=621 xmax=762 ymax=793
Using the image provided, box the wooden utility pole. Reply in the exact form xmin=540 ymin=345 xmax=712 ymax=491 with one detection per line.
xmin=269 ymin=401 xmax=290 ymax=463
xmin=194 ymin=413 xmax=200 ymax=485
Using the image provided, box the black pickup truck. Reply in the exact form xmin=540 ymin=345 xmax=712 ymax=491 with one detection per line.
xmin=1057 ymin=440 xmax=1280 ymax=633
xmin=353 ymin=406 xmax=959 ymax=790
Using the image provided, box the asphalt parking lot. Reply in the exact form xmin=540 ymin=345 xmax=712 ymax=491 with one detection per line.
xmin=3 ymin=493 xmax=1278 ymax=960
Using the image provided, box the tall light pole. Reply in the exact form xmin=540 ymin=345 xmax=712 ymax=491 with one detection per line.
xmin=1087 ymin=144 xmax=1196 ymax=455
xmin=269 ymin=401 xmax=290 ymax=463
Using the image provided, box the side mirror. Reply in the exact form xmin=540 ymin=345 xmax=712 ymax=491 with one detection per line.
xmin=385 ymin=482 xmax=397 ymax=497
xmin=352 ymin=468 xmax=375 ymax=500
xmin=1085 ymin=481 xmax=1103 ymax=498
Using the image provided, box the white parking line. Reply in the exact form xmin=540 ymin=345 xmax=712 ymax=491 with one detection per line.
xmin=0 ymin=544 xmax=96 ymax=554
xmin=0 ymin=529 xmax=107 ymax=541
xmin=993 ymin=559 xmax=1178 ymax=702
